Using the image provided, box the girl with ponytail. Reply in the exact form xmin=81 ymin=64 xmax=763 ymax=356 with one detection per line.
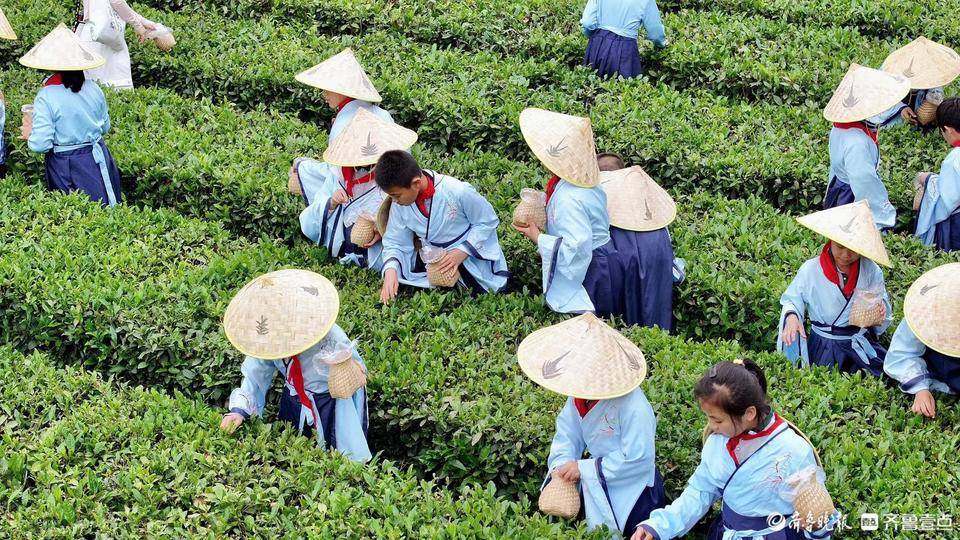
xmin=633 ymin=359 xmax=838 ymax=540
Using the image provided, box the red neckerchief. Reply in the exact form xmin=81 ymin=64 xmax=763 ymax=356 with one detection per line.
xmin=44 ymin=73 xmax=63 ymax=87
xmin=341 ymin=167 xmax=375 ymax=198
xmin=573 ymin=399 xmax=599 ymax=418
xmin=726 ymin=413 xmax=784 ymax=466
xmin=336 ymin=97 xmax=355 ymax=113
xmin=833 ymin=122 xmax=878 ymax=146
xmin=819 ymin=241 xmax=860 ymax=298
xmin=544 ymin=175 xmax=561 ymax=205
xmin=951 ymin=140 xmax=960 ymax=148
xmin=415 ymin=172 xmax=436 ymax=216
xmin=287 ymin=355 xmax=318 ymax=425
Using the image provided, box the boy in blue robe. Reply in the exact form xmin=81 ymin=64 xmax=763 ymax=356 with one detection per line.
xmin=580 ymin=0 xmax=666 ymax=79
xmin=289 ymin=48 xmax=393 ymax=206
xmin=883 ymin=263 xmax=960 ymax=418
xmin=912 ymin=98 xmax=960 ymax=251
xmin=373 ymin=150 xmax=509 ymax=303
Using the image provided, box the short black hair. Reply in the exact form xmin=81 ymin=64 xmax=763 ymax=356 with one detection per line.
xmin=58 ymin=70 xmax=85 ymax=93
xmin=694 ymin=359 xmax=770 ymax=427
xmin=375 ymin=150 xmax=422 ymax=189
xmin=596 ymin=152 xmax=625 ymax=172
xmin=937 ymin=97 xmax=960 ymax=132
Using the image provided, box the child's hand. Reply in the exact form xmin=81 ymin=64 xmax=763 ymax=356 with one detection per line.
xmin=512 ymin=221 xmax=540 ymax=244
xmin=782 ymin=313 xmax=806 ymax=346
xmin=912 ymin=390 xmax=936 ymax=418
xmin=901 ymin=107 xmax=918 ymax=125
xmin=380 ymin=269 xmax=399 ymax=304
xmin=435 ymin=248 xmax=468 ymax=275
xmin=331 ymin=189 xmax=350 ymax=207
xmin=554 ymin=461 xmax=580 ymax=482
xmin=362 ymin=231 xmax=382 ymax=249
xmin=220 ymin=413 xmax=244 ymax=433
xmin=631 ymin=526 xmax=657 ymax=540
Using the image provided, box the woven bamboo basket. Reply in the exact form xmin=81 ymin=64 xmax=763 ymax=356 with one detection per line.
xmin=849 ymin=292 xmax=884 ymax=328
xmin=288 ymin=164 xmax=303 ymax=195
xmin=155 ymin=32 xmax=176 ymax=52
xmin=328 ymin=358 xmax=367 ymax=399
xmin=350 ymin=215 xmax=377 ymax=246
xmin=512 ymin=188 xmax=547 ymax=229
xmin=917 ymin=96 xmax=943 ymax=126
xmin=793 ymin=478 xmax=836 ymax=531
xmin=426 ymin=263 xmax=460 ymax=288
xmin=538 ymin=478 xmax=580 ymax=518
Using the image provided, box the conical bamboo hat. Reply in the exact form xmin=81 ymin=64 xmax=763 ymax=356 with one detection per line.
xmin=19 ymin=23 xmax=105 ymax=71
xmin=519 ymin=108 xmax=600 ymax=188
xmin=295 ymin=48 xmax=382 ymax=103
xmin=796 ymin=201 xmax=891 ymax=267
xmin=517 ymin=313 xmax=647 ymax=399
xmin=223 ymin=269 xmax=340 ymax=360
xmin=904 ymin=263 xmax=960 ymax=357
xmin=823 ymin=64 xmax=910 ymax=123
xmin=599 ymin=166 xmax=676 ymax=231
xmin=881 ymin=37 xmax=960 ymax=90
xmin=322 ymin=108 xmax=417 ymax=167
xmin=0 ymin=8 xmax=16 ymax=41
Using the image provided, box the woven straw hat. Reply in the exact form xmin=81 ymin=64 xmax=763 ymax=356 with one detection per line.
xmin=517 ymin=313 xmax=647 ymax=399
xmin=519 ymin=108 xmax=600 ymax=188
xmin=322 ymin=108 xmax=417 ymax=167
xmin=904 ymin=263 xmax=960 ymax=357
xmin=223 ymin=269 xmax=340 ymax=360
xmin=0 ymin=8 xmax=16 ymax=40
xmin=599 ymin=166 xmax=676 ymax=231
xmin=795 ymin=200 xmax=891 ymax=267
xmin=19 ymin=23 xmax=106 ymax=71
xmin=823 ymin=64 xmax=910 ymax=123
xmin=882 ymin=37 xmax=960 ymax=90
xmin=295 ymin=48 xmax=382 ymax=103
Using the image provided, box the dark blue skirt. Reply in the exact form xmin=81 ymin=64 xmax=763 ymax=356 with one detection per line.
xmin=808 ymin=325 xmax=886 ymax=377
xmin=707 ymin=503 xmax=806 ymax=540
xmin=933 ymin=212 xmax=960 ymax=252
xmin=622 ymin=469 xmax=667 ymax=535
xmin=277 ymin=386 xmax=369 ymax=449
xmin=926 ymin=349 xmax=960 ymax=393
xmin=44 ymin=140 xmax=122 ymax=206
xmin=584 ymin=29 xmax=643 ymax=79
xmin=608 ymin=227 xmax=674 ymax=331
xmin=823 ymin=177 xmax=854 ymax=210
xmin=582 ymin=240 xmax=624 ymax=320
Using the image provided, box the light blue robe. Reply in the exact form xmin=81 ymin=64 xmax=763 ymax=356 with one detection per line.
xmin=295 ymin=100 xmax=392 ymax=205
xmin=537 ymin=180 xmax=611 ymax=314
xmin=777 ymin=257 xmax=892 ymax=367
xmin=884 ymin=320 xmax=956 ymax=395
xmin=580 ymin=0 xmax=666 ymax=45
xmin=0 ymin=97 xmax=6 ymax=168
xmin=226 ymin=324 xmax=371 ymax=462
xmin=380 ymin=171 xmax=509 ymax=292
xmin=640 ymin=416 xmax=836 ymax=540
xmin=915 ymin=147 xmax=960 ymax=245
xmin=826 ymin=127 xmax=896 ymax=229
xmin=545 ymin=389 xmax=658 ymax=534
xmin=299 ymin=165 xmax=385 ymax=271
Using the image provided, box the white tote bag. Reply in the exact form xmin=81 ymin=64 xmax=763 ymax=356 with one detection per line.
xmin=76 ymin=0 xmax=134 ymax=89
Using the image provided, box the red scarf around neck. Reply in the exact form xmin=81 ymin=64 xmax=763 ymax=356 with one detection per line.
xmin=819 ymin=241 xmax=860 ymax=297
xmin=545 ymin=175 xmax=561 ymax=205
xmin=44 ymin=73 xmax=63 ymax=87
xmin=573 ymin=398 xmax=599 ymax=418
xmin=833 ymin=122 xmax=878 ymax=146
xmin=725 ymin=413 xmax=783 ymax=465
xmin=951 ymin=140 xmax=960 ymax=148
xmin=336 ymin=97 xmax=355 ymax=113
xmin=341 ymin=167 xmax=375 ymax=198
xmin=287 ymin=355 xmax=318 ymax=426
xmin=415 ymin=172 xmax=436 ymax=216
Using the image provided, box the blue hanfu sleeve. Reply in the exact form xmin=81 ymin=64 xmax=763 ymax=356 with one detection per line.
xmin=884 ymin=320 xmax=935 ymax=394
xmin=580 ymin=0 xmax=599 ymax=36
xmin=455 ymin=183 xmax=504 ymax=263
xmin=95 ymin=84 xmax=111 ymax=135
xmin=545 ymin=399 xmax=586 ymax=474
xmin=380 ymin=204 xmax=416 ymax=276
xmin=916 ymin=152 xmax=960 ymax=244
xmin=844 ymin=139 xmax=895 ymax=229
xmin=227 ymin=357 xmax=279 ymax=418
xmin=639 ymin=437 xmax=724 ymax=540
xmin=643 ymin=0 xmax=667 ymax=47
xmin=27 ymin=91 xmax=55 ymax=154
xmin=777 ymin=265 xmax=810 ymax=365
xmin=537 ymin=197 xmax=594 ymax=286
